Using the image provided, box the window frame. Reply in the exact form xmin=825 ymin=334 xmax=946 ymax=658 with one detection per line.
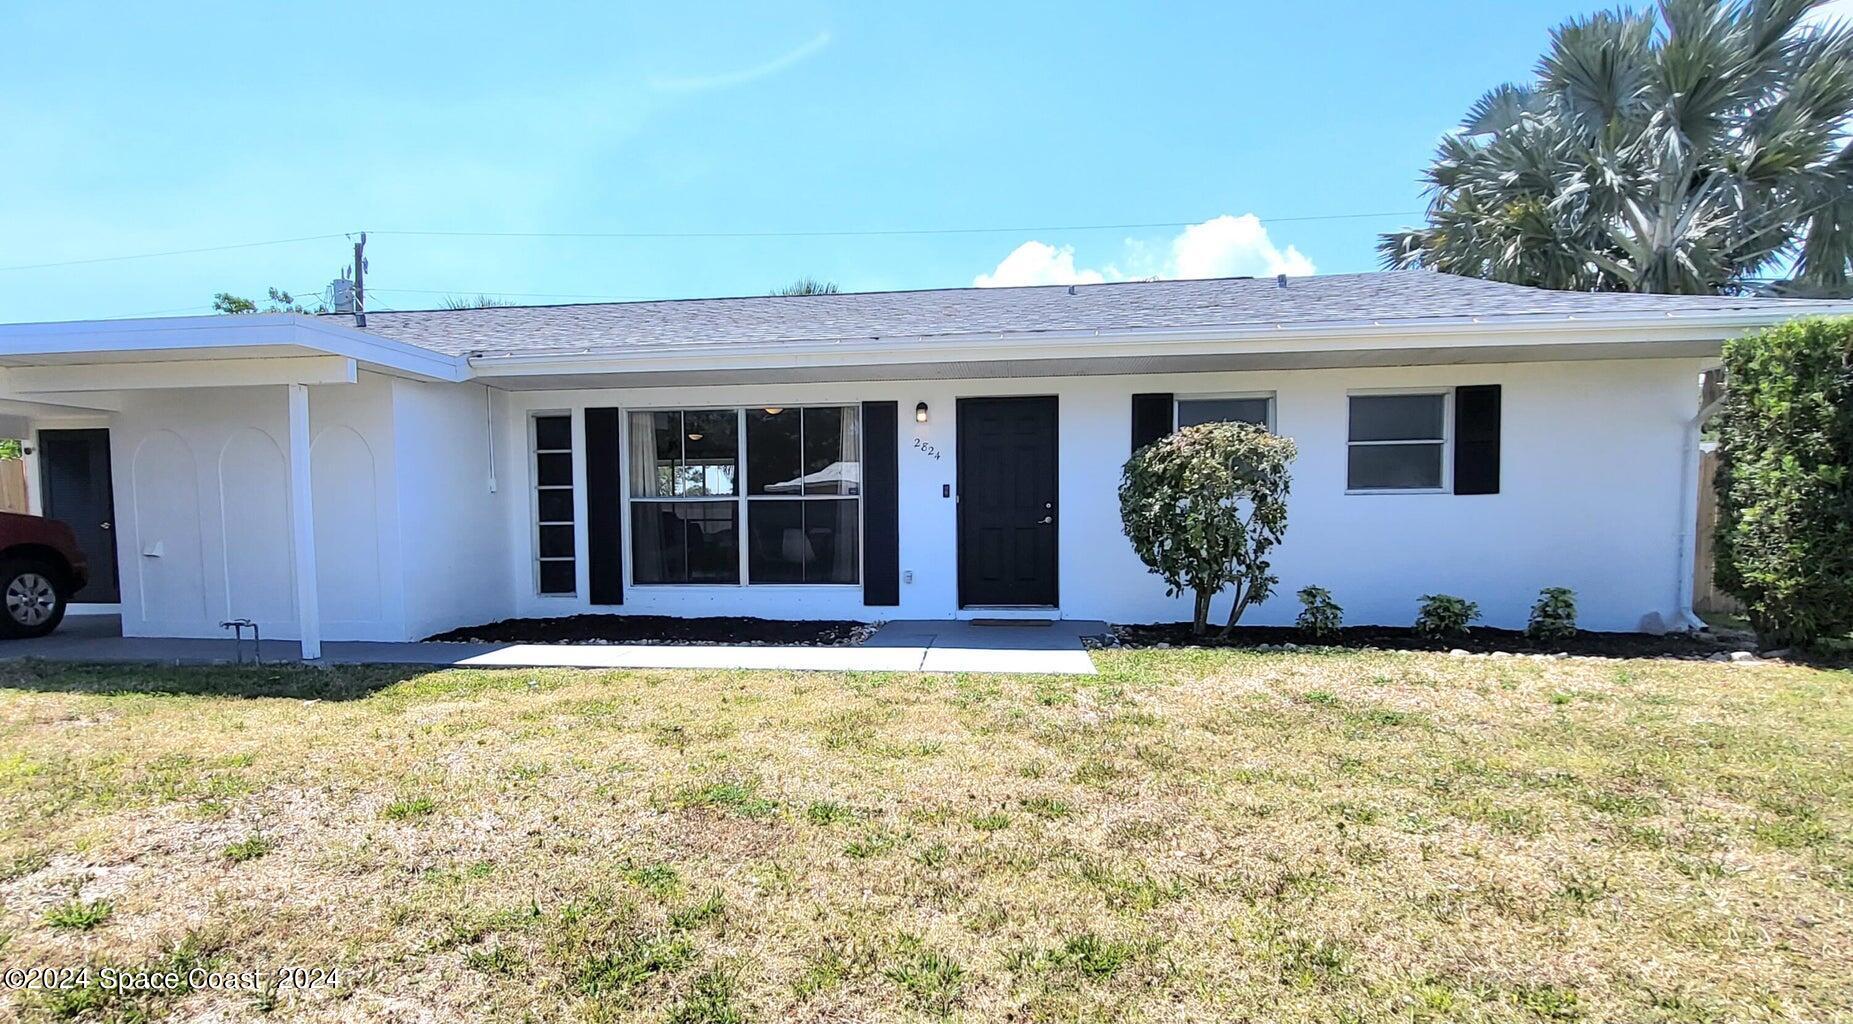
xmin=622 ymin=404 xmax=864 ymax=588
xmin=529 ymin=410 xmax=578 ymax=596
xmin=1344 ymin=388 xmax=1453 ymax=495
xmin=1174 ymin=391 xmax=1277 ymax=432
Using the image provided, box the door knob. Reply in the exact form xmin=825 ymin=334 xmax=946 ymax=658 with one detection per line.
xmin=1038 ymin=515 xmax=1053 ymax=524
xmin=100 ymin=522 xmax=111 ymax=530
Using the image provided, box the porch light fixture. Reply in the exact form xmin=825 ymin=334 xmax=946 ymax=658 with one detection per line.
xmin=915 ymin=402 xmax=929 ymax=423
xmin=763 ymin=406 xmax=783 ymax=415
xmin=687 ymin=432 xmax=703 ymax=441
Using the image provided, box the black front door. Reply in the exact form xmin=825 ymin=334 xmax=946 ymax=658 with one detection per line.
xmin=957 ymin=396 xmax=1058 ymax=607
xmin=38 ymin=429 xmax=119 ymax=603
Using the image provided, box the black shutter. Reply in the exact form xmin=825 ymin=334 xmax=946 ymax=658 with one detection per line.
xmin=584 ymin=407 xmax=624 ymax=604
xmin=1453 ymin=385 xmax=1501 ymax=495
xmin=862 ymin=401 xmax=900 ymax=606
xmin=1131 ymin=393 xmax=1174 ymax=452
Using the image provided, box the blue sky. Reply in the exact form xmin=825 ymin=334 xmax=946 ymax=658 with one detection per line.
xmin=2 ymin=0 xmax=1848 ymax=322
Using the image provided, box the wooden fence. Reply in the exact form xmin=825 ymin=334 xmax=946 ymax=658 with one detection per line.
xmin=1693 ymin=448 xmax=1743 ymax=616
xmin=0 ymin=459 xmax=27 ymax=514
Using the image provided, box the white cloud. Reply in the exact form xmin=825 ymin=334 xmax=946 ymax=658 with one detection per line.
xmin=1168 ymin=214 xmax=1315 ymax=279
xmin=649 ymin=32 xmax=832 ymax=93
xmin=972 ymin=241 xmax=1107 ymax=287
xmin=973 ymin=213 xmax=1315 ymax=287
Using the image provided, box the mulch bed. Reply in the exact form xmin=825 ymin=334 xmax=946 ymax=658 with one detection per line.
xmin=1096 ymin=622 xmax=1755 ymax=660
xmin=425 ymin=615 xmax=872 ymax=647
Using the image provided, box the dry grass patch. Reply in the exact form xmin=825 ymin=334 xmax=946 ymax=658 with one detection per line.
xmin=0 ymin=651 xmax=1849 ymax=1021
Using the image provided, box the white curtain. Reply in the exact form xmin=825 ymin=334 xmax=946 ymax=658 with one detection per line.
xmin=627 ymin=412 xmax=668 ymax=580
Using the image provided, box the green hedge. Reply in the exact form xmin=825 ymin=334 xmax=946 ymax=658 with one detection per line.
xmin=1713 ymin=317 xmax=1853 ymax=646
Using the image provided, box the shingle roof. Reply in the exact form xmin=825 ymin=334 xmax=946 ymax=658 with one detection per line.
xmin=346 ymin=272 xmax=1839 ymax=359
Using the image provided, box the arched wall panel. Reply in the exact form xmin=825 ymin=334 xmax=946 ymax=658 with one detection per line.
xmin=130 ymin=430 xmax=207 ymax=620
xmin=311 ymin=425 xmax=383 ymax=623
xmin=218 ymin=427 xmax=294 ymax=623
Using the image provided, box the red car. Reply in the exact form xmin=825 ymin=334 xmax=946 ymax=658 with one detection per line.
xmin=0 ymin=511 xmax=89 ymax=638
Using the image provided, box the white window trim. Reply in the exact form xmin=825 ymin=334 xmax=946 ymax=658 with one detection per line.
xmin=529 ymin=410 xmax=577 ymax=596
xmin=1344 ymin=388 xmax=1453 ymax=495
xmin=1174 ymin=391 xmax=1277 ymax=432
xmin=621 ymin=403 xmax=865 ymax=589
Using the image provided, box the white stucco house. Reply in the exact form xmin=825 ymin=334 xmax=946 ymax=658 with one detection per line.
xmin=1 ymin=271 xmax=1846 ymax=658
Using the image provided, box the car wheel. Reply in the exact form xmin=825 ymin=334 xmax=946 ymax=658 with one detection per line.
xmin=0 ymin=557 xmax=68 ymax=639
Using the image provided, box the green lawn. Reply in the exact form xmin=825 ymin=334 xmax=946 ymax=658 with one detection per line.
xmin=0 ymin=651 xmax=1849 ymax=1022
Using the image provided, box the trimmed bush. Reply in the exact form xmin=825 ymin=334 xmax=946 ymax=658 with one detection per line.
xmin=1415 ymin=594 xmax=1480 ymax=639
xmin=1296 ymin=586 xmax=1343 ymax=638
xmin=1527 ymin=587 xmax=1578 ymax=642
xmin=1714 ymin=317 xmax=1853 ymax=646
xmin=1119 ymin=422 xmax=1298 ymax=635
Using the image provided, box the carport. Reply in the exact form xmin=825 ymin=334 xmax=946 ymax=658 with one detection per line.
xmin=0 ymin=314 xmax=469 ymax=659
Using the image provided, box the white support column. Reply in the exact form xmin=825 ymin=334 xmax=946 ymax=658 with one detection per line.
xmin=287 ymin=383 xmax=322 ymax=660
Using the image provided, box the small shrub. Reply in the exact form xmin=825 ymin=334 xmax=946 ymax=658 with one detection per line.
xmin=44 ymin=898 xmax=113 ymax=930
xmin=1527 ymin=587 xmax=1577 ymax=641
xmin=1415 ymin=594 xmax=1480 ymax=638
xmin=1120 ymin=421 xmax=1299 ymax=635
xmin=1295 ymin=586 xmax=1343 ymax=638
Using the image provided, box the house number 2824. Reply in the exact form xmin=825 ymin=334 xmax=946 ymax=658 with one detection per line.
xmin=912 ymin=438 xmax=942 ymax=460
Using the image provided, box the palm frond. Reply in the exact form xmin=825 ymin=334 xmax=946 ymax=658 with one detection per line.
xmin=1382 ymin=0 xmax=1852 ymax=294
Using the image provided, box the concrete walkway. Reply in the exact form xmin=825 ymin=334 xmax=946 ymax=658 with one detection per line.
xmin=0 ymin=615 xmax=1101 ymax=676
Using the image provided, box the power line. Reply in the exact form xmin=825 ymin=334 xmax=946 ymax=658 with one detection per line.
xmin=0 ymin=209 xmax=1427 ymax=279
xmin=92 ymin=303 xmax=218 ymax=320
xmin=371 ymin=286 xmax=668 ymax=301
xmin=371 ymin=211 xmax=1422 ymax=241
xmin=0 ymin=233 xmax=350 ymax=273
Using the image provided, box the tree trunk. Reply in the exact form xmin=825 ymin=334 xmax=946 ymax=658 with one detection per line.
xmin=1217 ymin=581 xmax=1249 ymax=638
xmin=1191 ymin=590 xmax=1212 ymax=635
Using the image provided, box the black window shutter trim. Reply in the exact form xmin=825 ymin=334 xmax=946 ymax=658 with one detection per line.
xmin=1453 ymin=385 xmax=1501 ymax=495
xmin=584 ymin=407 xmax=624 ymax=604
xmin=1131 ymin=393 xmax=1174 ymax=452
xmin=862 ymin=401 xmax=900 ymax=606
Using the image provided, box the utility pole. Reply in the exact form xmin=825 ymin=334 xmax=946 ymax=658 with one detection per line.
xmin=352 ymin=232 xmax=367 ymax=327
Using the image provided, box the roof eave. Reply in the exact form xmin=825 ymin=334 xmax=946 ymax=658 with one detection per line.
xmin=465 ymin=306 xmax=1837 ymax=375
xmin=0 ymin=313 xmax=471 ymax=382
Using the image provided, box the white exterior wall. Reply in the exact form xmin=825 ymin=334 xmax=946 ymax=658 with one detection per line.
xmin=60 ymin=355 xmax=1704 ymax=640
xmin=390 ymin=379 xmax=516 ymax=639
xmin=495 ymin=357 xmax=1706 ymax=633
xmin=105 ymin=372 xmax=407 ymax=641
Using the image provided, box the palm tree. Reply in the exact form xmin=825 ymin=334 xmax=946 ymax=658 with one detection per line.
xmin=1381 ymin=0 xmax=1853 ymax=295
xmin=439 ymin=294 xmax=515 ymax=309
xmin=771 ymin=277 xmax=840 ymax=296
